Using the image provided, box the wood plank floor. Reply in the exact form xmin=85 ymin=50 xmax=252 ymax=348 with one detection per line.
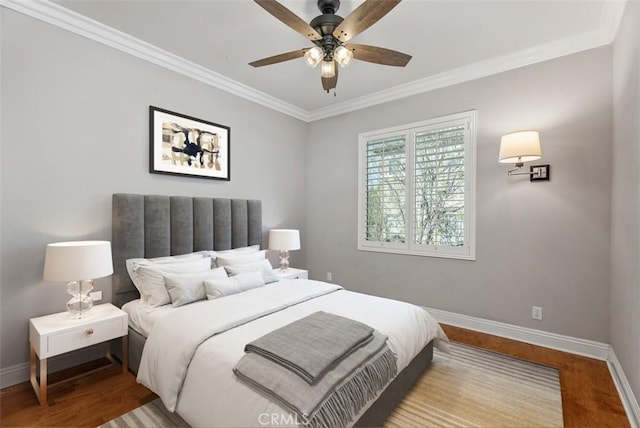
xmin=0 ymin=324 xmax=629 ymax=427
xmin=441 ymin=325 xmax=629 ymax=428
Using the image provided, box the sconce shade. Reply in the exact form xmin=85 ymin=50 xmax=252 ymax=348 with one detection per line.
xmin=498 ymin=131 xmax=542 ymax=164
xmin=268 ymin=230 xmax=301 ymax=251
xmin=43 ymin=241 xmax=113 ymax=281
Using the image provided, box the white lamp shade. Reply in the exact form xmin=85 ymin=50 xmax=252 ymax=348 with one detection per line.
xmin=498 ymin=131 xmax=542 ymax=163
xmin=268 ymin=230 xmax=301 ymax=251
xmin=43 ymin=241 xmax=113 ymax=281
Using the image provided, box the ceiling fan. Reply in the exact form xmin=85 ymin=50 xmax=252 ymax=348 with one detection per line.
xmin=249 ymin=0 xmax=412 ymax=92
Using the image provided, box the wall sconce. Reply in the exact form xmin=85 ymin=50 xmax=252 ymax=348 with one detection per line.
xmin=498 ymin=130 xmax=550 ymax=181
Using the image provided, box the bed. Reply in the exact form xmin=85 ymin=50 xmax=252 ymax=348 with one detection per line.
xmin=111 ymin=193 xmax=447 ymax=427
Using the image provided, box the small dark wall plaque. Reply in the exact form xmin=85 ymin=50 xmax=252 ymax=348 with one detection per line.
xmin=530 ymin=164 xmax=550 ymax=182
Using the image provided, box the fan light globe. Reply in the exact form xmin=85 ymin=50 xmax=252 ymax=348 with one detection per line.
xmin=334 ymin=46 xmax=353 ymax=68
xmin=321 ymin=60 xmax=336 ymax=78
xmin=304 ymin=46 xmax=323 ymax=68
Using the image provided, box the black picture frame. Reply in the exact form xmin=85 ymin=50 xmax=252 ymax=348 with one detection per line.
xmin=149 ymin=106 xmax=230 ymax=181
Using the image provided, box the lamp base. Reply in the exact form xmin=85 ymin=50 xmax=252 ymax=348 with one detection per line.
xmin=278 ymin=250 xmax=290 ymax=271
xmin=66 ymin=280 xmax=94 ymax=318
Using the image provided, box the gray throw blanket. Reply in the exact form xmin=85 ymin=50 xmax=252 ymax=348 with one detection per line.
xmin=234 ymin=331 xmax=397 ymax=428
xmin=244 ymin=311 xmax=374 ymax=384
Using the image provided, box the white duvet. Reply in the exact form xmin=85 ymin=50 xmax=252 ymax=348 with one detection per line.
xmin=137 ymin=279 xmax=447 ymax=428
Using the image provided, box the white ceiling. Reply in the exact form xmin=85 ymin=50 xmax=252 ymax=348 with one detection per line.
xmin=31 ymin=0 xmax=626 ymax=118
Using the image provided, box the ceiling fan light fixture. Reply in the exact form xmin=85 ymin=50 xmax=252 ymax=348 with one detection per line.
xmin=250 ymin=0 xmax=412 ymax=92
xmin=320 ymin=59 xmax=336 ymax=78
xmin=334 ymin=45 xmax=353 ymax=68
xmin=304 ymin=46 xmax=324 ymax=68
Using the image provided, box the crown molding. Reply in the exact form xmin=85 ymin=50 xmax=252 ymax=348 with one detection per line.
xmin=600 ymin=0 xmax=628 ymax=43
xmin=1 ymin=0 xmax=627 ymax=123
xmin=309 ymin=0 xmax=627 ymax=120
xmin=308 ymin=27 xmax=613 ymax=121
xmin=0 ymin=0 xmax=311 ymax=122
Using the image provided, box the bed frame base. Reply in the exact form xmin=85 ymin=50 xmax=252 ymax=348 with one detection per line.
xmin=118 ymin=330 xmax=434 ymax=428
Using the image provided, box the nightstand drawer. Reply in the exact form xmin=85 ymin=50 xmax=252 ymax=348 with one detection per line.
xmin=288 ymin=272 xmax=307 ymax=279
xmin=47 ymin=317 xmax=125 ymax=357
xmin=274 ymin=268 xmax=308 ymax=280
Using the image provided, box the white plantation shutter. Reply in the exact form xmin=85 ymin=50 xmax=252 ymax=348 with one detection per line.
xmin=365 ymin=135 xmax=407 ymax=245
xmin=358 ymin=111 xmax=476 ymax=260
xmin=413 ymin=124 xmax=466 ymax=247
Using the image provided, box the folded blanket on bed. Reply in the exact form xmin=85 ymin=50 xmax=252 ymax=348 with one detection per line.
xmin=244 ymin=311 xmax=374 ymax=384
xmin=235 ymin=331 xmax=397 ymax=428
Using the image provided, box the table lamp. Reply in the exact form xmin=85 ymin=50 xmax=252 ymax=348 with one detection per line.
xmin=43 ymin=241 xmax=113 ymax=318
xmin=268 ymin=229 xmax=300 ymax=271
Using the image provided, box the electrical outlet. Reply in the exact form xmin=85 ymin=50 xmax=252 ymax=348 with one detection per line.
xmin=90 ymin=290 xmax=103 ymax=302
xmin=326 ymin=272 xmax=332 ymax=282
xmin=532 ymin=306 xmax=543 ymax=320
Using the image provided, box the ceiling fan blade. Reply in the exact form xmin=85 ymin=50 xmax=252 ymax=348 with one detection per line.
xmin=322 ymin=63 xmax=339 ymax=91
xmin=333 ymin=0 xmax=401 ymax=43
xmin=254 ymin=0 xmax=322 ymax=41
xmin=249 ymin=49 xmax=307 ymax=67
xmin=347 ymin=44 xmax=411 ymax=67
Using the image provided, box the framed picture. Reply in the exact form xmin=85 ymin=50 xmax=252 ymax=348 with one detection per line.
xmin=149 ymin=106 xmax=230 ymax=181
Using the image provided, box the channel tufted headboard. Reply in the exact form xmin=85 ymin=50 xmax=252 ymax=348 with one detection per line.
xmin=112 ymin=193 xmax=262 ymax=308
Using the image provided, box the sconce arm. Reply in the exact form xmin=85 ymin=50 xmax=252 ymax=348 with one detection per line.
xmin=506 ymin=163 xmax=533 ymax=176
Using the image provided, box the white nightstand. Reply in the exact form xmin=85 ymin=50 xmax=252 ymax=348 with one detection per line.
xmin=274 ymin=268 xmax=308 ymax=280
xmin=29 ymin=303 xmax=128 ymax=405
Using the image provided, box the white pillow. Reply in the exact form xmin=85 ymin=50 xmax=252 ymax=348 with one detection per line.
xmin=225 ymin=260 xmax=280 ymax=284
xmin=200 ymin=245 xmax=260 ymax=259
xmin=164 ymin=267 xmax=228 ymax=307
xmin=136 ymin=258 xmax=212 ymax=307
xmin=204 ymin=271 xmax=265 ymax=300
xmin=215 ymin=250 xmax=267 ymax=267
xmin=126 ymin=252 xmax=206 ymax=298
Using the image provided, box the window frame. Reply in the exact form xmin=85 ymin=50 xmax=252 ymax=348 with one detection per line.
xmin=357 ymin=110 xmax=477 ymax=260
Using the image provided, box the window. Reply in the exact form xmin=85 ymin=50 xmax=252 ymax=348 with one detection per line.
xmin=358 ymin=111 xmax=476 ymax=260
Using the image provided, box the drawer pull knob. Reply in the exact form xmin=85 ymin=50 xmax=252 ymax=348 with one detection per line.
xmin=84 ymin=328 xmax=94 ymax=336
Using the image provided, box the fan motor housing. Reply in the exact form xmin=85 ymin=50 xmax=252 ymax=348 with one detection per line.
xmin=310 ymin=13 xmax=343 ymax=37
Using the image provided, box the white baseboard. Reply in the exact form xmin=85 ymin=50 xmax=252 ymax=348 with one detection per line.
xmin=425 ymin=306 xmax=639 ymax=427
xmin=608 ymin=348 xmax=640 ymax=428
xmin=425 ymin=306 xmax=610 ymax=360
xmin=0 ymin=361 xmax=30 ymax=389
xmin=0 ymin=346 xmax=104 ymax=389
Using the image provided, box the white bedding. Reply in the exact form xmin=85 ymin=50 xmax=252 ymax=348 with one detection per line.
xmin=136 ymin=279 xmax=447 ymax=428
xmin=121 ymin=299 xmax=176 ymax=336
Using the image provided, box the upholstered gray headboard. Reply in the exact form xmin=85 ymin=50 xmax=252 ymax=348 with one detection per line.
xmin=112 ymin=193 xmax=262 ymax=307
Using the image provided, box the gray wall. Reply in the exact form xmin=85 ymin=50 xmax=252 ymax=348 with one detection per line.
xmin=306 ymin=47 xmax=613 ymax=342
xmin=0 ymin=1 xmax=633 ymax=396
xmin=0 ymin=9 xmax=307 ymax=370
xmin=611 ymin=0 xmax=640 ymax=403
